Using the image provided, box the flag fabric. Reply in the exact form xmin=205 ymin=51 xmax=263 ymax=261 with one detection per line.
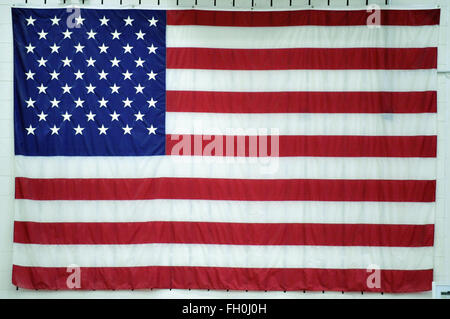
xmin=12 ymin=8 xmax=440 ymax=292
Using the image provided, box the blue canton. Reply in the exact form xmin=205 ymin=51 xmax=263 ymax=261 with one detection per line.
xmin=13 ymin=8 xmax=166 ymax=156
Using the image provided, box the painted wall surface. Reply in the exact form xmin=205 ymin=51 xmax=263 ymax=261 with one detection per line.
xmin=0 ymin=0 xmax=448 ymax=299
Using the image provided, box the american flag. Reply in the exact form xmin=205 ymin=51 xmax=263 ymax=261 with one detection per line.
xmin=12 ymin=8 xmax=439 ymax=292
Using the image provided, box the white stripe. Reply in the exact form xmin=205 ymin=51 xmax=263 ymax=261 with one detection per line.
xmin=166 ymin=69 xmax=436 ymax=92
xmin=12 ymin=243 xmax=433 ymax=270
xmin=166 ymin=113 xmax=437 ymax=136
xmin=167 ymin=25 xmax=438 ymax=48
xmin=14 ymin=156 xmax=436 ymax=180
xmin=14 ymin=199 xmax=435 ymax=225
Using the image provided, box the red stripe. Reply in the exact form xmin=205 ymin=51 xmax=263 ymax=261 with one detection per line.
xmin=166 ymin=48 xmax=437 ymax=70
xmin=15 ymin=177 xmax=436 ymax=202
xmin=166 ymin=91 xmax=437 ymax=113
xmin=12 ymin=265 xmax=432 ymax=292
xmin=166 ymin=135 xmax=437 ymax=158
xmin=166 ymin=9 xmax=440 ymax=26
xmin=14 ymin=221 xmax=434 ymax=247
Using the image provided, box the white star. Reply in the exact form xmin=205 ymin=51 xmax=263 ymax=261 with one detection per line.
xmin=147 ymin=98 xmax=157 ymax=108
xmin=148 ymin=17 xmax=158 ymax=27
xmin=74 ymin=42 xmax=85 ymax=53
xmin=134 ymin=84 xmax=145 ymax=94
xmin=74 ymin=97 xmax=85 ymax=108
xmin=110 ymin=57 xmax=120 ymax=67
xmin=61 ymin=111 xmax=72 ymax=121
xmin=86 ymin=111 xmax=96 ymax=122
xmin=122 ymin=124 xmax=133 ymax=135
xmin=86 ymin=84 xmax=96 ymax=94
xmin=61 ymin=57 xmax=72 ymax=67
xmin=111 ymin=29 xmax=121 ymax=39
xmin=87 ymin=29 xmax=97 ymax=39
xmin=123 ymin=43 xmax=133 ymax=54
xmin=50 ymin=98 xmax=60 ymax=108
xmin=75 ymin=15 xmax=85 ymax=26
xmin=50 ymin=16 xmax=61 ymax=25
xmin=134 ymin=111 xmax=145 ymax=121
xmin=50 ymin=125 xmax=60 ymax=135
xmin=38 ymin=29 xmax=48 ymax=39
xmin=25 ymin=43 xmax=35 ymax=53
xmin=74 ymin=125 xmax=84 ymax=135
xmin=147 ymin=70 xmax=157 ymax=80
xmin=37 ymin=83 xmax=47 ymax=94
xmin=99 ymin=43 xmax=109 ymax=54
xmin=86 ymin=57 xmax=96 ymax=67
xmin=25 ymin=124 xmax=36 ymax=135
xmin=25 ymin=97 xmax=35 ymax=108
xmin=122 ymin=97 xmax=133 ymax=108
xmin=37 ymin=111 xmax=48 ymax=121
xmin=124 ymin=16 xmax=134 ymax=26
xmin=135 ymin=30 xmax=145 ymax=40
xmin=147 ymin=125 xmax=157 ymax=135
xmin=147 ymin=44 xmax=158 ymax=54
xmin=98 ymin=124 xmax=108 ymax=135
xmin=135 ymin=57 xmax=145 ymax=68
xmin=98 ymin=97 xmax=108 ymax=108
xmin=122 ymin=70 xmax=133 ymax=80
xmin=98 ymin=70 xmax=108 ymax=80
xmin=110 ymin=83 xmax=120 ymax=94
xmin=37 ymin=57 xmax=47 ymax=67
xmin=26 ymin=16 xmax=36 ymax=26
xmin=61 ymin=83 xmax=72 ymax=94
xmin=25 ymin=70 xmax=35 ymax=80
xmin=110 ymin=111 xmax=120 ymax=121
xmin=62 ymin=29 xmax=72 ymax=39
xmin=99 ymin=16 xmax=109 ymax=26
xmin=49 ymin=70 xmax=60 ymax=80
xmin=50 ymin=43 xmax=60 ymax=53
xmin=74 ymin=70 xmax=84 ymax=80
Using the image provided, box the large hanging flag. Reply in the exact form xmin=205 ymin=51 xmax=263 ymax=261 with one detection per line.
xmin=12 ymin=7 xmax=440 ymax=292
